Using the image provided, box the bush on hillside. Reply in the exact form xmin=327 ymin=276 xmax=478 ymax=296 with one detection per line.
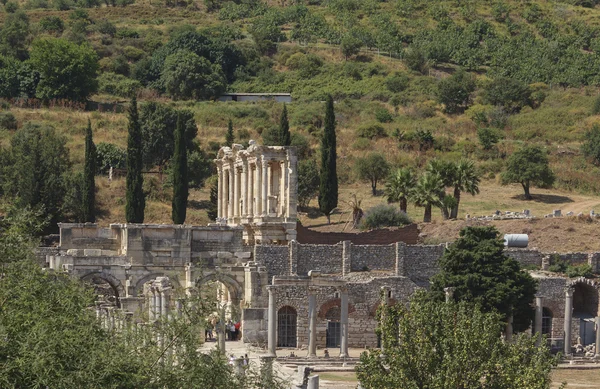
xmin=0 ymin=112 xmax=17 ymax=130
xmin=96 ymin=142 xmax=126 ymax=174
xmin=356 ymin=122 xmax=386 ymax=139
xmin=360 ymin=204 xmax=412 ymax=230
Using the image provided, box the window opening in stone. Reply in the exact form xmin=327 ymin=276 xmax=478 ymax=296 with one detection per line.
xmin=277 ymin=306 xmax=297 ymax=348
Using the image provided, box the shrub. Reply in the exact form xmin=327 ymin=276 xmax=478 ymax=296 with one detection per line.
xmin=592 ymin=94 xmax=600 ymax=115
xmin=352 ymin=138 xmax=371 ymax=150
xmin=0 ymin=112 xmax=17 ymax=130
xmin=122 ymin=46 xmax=145 ymax=61
xmin=98 ymin=72 xmax=141 ymax=98
xmin=356 ymin=122 xmax=386 ymax=139
xmin=39 ymin=16 xmax=64 ymax=33
xmin=96 ymin=142 xmax=126 ymax=174
xmin=477 ymin=128 xmax=500 ymax=150
xmin=5 ymin=1 xmax=18 ymax=12
xmin=566 ymin=264 xmax=594 ymax=278
xmin=360 ymin=204 xmax=412 ymax=230
xmin=385 ymin=72 xmax=409 ymax=93
xmin=290 ymin=132 xmax=311 ymax=159
xmin=375 ymin=108 xmax=393 ymax=123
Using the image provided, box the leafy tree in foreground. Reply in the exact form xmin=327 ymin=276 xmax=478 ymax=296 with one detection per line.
xmin=430 ymin=226 xmax=537 ymax=333
xmin=355 ymin=153 xmax=390 ymax=196
xmin=319 ymin=95 xmax=338 ymax=223
xmin=29 ymin=37 xmax=98 ymax=101
xmin=502 ymin=145 xmax=555 ymax=200
xmin=450 ymin=158 xmax=480 ymax=219
xmin=125 ymin=95 xmax=145 ymax=223
xmin=356 ymin=295 xmax=556 ymax=389
xmin=385 ymin=167 xmax=416 ymax=213
xmin=172 ymin=115 xmax=188 ymax=224
xmin=82 ymin=119 xmax=96 ymax=223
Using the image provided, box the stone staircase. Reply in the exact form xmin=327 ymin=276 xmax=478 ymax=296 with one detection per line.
xmin=277 ymin=357 xmax=360 ymax=372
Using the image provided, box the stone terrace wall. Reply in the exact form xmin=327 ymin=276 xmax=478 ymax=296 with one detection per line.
xmin=351 ymin=244 xmax=395 ymax=271
xmin=507 ymin=250 xmax=599 ymax=271
xmin=296 ymin=243 xmax=343 ymax=275
xmin=255 ymin=245 xmax=289 ymax=280
xmin=402 ymin=244 xmax=445 ymax=282
xmin=296 ymin=222 xmax=419 ymax=245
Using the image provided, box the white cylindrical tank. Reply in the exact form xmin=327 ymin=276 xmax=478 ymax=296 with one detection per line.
xmin=504 ymin=234 xmax=529 ymax=248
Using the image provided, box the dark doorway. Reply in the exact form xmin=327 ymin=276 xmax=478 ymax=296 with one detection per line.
xmin=325 ymin=306 xmax=341 ymax=348
xmin=572 ymin=282 xmax=599 ymax=346
xmin=542 ymin=307 xmax=553 ymax=337
xmin=277 ymin=306 xmax=297 ymax=347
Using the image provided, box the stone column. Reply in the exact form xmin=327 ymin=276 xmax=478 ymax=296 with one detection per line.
xmin=280 ymin=160 xmax=288 ymax=217
xmin=228 ymin=167 xmax=234 ymax=220
xmin=217 ymin=164 xmax=223 ymax=219
xmin=307 ymin=375 xmax=319 ymax=389
xmin=444 ymin=287 xmax=454 ymax=303
xmin=308 ymin=288 xmax=317 ymax=358
xmin=505 ymin=314 xmax=513 ymax=343
xmin=256 ymin=160 xmax=262 ymax=216
xmin=380 ymin=286 xmax=390 ymax=354
xmin=218 ymin=301 xmax=226 ymax=354
xmin=161 ymin=288 xmax=169 ymax=318
xmin=234 ymin=167 xmax=240 ymax=218
xmin=564 ymin=287 xmax=574 ymax=356
xmin=267 ymin=286 xmax=277 ymax=357
xmin=248 ymin=165 xmax=254 ymax=218
xmin=151 ymin=289 xmax=157 ymax=321
xmin=339 ymin=286 xmax=349 ymax=358
xmin=242 ymin=162 xmax=248 ymax=217
xmin=262 ymin=158 xmax=268 ymax=216
xmin=595 ymin=316 xmax=600 ymax=359
xmin=535 ymin=295 xmax=544 ymax=346
xmin=156 ymin=289 xmax=162 ymax=319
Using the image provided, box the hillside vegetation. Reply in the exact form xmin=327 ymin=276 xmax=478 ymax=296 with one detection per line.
xmin=3 ymin=0 xmax=600 ymax=235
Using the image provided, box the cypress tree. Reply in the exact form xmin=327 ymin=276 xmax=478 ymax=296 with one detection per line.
xmin=207 ymin=179 xmax=218 ymax=221
xmin=279 ymin=103 xmax=291 ymax=146
xmin=318 ymin=95 xmax=338 ymax=223
xmin=225 ymin=119 xmax=234 ymax=147
xmin=82 ymin=119 xmax=96 ymax=223
xmin=172 ymin=114 xmax=188 ymax=224
xmin=125 ymin=95 xmax=145 ymax=223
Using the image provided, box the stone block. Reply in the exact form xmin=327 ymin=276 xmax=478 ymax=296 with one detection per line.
xmin=217 ymin=251 xmax=233 ymax=259
xmin=66 ymin=249 xmax=84 ymax=256
xmin=84 ymin=249 xmax=102 ymax=256
xmin=235 ymin=251 xmax=252 ymax=259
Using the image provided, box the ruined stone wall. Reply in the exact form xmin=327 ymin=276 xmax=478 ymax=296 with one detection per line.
xmin=506 ymin=250 xmax=596 ymax=269
xmin=537 ymin=277 xmax=568 ymax=340
xmin=255 ymin=245 xmax=289 ymax=281
xmin=296 ymin=243 xmax=343 ymax=276
xmin=351 ymin=244 xmax=395 ymax=272
xmin=296 ymin=222 xmax=419 ymax=245
xmin=403 ymin=245 xmax=445 ymax=282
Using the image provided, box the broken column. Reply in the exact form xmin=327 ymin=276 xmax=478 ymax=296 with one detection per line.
xmin=339 ymin=286 xmax=349 ymax=358
xmin=535 ymin=295 xmax=544 ymax=346
xmin=564 ymin=287 xmax=574 ymax=357
xmin=444 ymin=287 xmax=454 ymax=304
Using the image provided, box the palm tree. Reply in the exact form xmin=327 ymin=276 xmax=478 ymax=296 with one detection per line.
xmin=412 ymin=172 xmax=445 ymax=223
xmin=385 ymin=167 xmax=416 ymax=213
xmin=450 ymin=159 xmax=480 ymax=219
xmin=426 ymin=159 xmax=455 ymax=219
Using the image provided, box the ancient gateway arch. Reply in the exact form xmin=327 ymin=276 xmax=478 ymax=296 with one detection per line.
xmin=45 ymin=143 xmax=600 ymax=357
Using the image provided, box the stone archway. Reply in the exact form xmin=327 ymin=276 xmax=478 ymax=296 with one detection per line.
xmin=81 ymin=272 xmax=125 ymax=308
xmin=196 ymin=273 xmax=244 ymax=322
xmin=568 ymin=278 xmax=600 ymax=346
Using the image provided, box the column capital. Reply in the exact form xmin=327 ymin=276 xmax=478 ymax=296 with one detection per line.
xmin=338 ymin=285 xmax=348 ymax=293
xmin=534 ymin=293 xmax=545 ymax=299
xmin=443 ymin=287 xmax=455 ymax=294
xmin=565 ymin=287 xmax=575 ymax=297
xmin=267 ymin=285 xmax=276 ymax=292
xmin=308 ymin=286 xmax=320 ymax=295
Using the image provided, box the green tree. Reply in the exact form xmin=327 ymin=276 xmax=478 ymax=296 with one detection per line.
xmin=96 ymin=142 xmax=126 ymax=174
xmin=298 ymin=159 xmax=320 ymax=209
xmin=355 ymin=153 xmax=390 ymax=196
xmin=482 ymin=77 xmax=533 ymax=113
xmin=125 ymin=95 xmax=145 ymax=223
xmin=412 ymin=171 xmax=444 ymax=222
xmin=279 ymin=104 xmax=291 ymax=146
xmin=318 ymin=95 xmax=338 ymax=223
xmin=0 ymin=55 xmax=21 ymax=98
xmin=357 ymin=295 xmax=556 ymax=389
xmin=425 ymin=159 xmax=456 ymax=220
xmin=385 ymin=167 xmax=416 ymax=213
xmin=172 ymin=115 xmax=188 ymax=224
xmin=502 ymin=145 xmax=555 ymax=200
xmin=430 ymin=226 xmax=538 ymax=333
xmin=82 ymin=119 xmax=96 ymax=223
xmin=450 ymin=159 xmax=480 ymax=219
xmin=437 ymin=69 xmax=476 ymax=114
xmin=207 ymin=177 xmax=218 ymax=220
xmin=29 ymin=38 xmax=99 ymax=101
xmin=225 ymin=119 xmax=235 ymax=147
xmin=581 ymin=124 xmax=600 ymax=165
xmin=3 ymin=123 xmax=71 ymax=228
xmin=140 ymin=102 xmax=198 ymax=170
xmin=477 ymin=127 xmax=500 ymax=150
xmin=161 ymin=50 xmax=226 ymax=101
xmin=340 ymin=34 xmax=362 ymax=60
xmin=0 ymin=11 xmax=30 ymax=60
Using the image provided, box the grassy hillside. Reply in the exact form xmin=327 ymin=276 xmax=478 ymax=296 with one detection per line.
xmin=4 ymin=0 xmax=600 ymax=233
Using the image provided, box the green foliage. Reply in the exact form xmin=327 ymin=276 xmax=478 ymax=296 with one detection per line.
xmin=548 ymin=256 xmax=595 ymax=277
xmin=206 ymin=176 xmax=218 ymax=220
xmin=96 ymin=142 xmax=126 ymax=174
xmin=264 ymin=104 xmax=290 ymax=146
xmin=29 ymin=38 xmax=98 ymax=101
xmin=374 ymin=107 xmax=393 ymax=123
xmin=412 ymin=171 xmax=444 ymax=222
xmin=385 ymin=72 xmax=409 ymax=93
xmin=298 ymin=158 xmax=320 ymax=208
xmin=39 ymin=15 xmax=64 ymax=33
xmin=592 ymin=94 xmax=600 ymax=115
xmin=356 ymin=122 xmax=386 ymax=139
xmin=125 ymin=95 xmax=145 ymax=223
xmin=98 ymin=72 xmax=141 ymax=98
xmin=3 ymin=122 xmax=71 ymax=228
xmin=140 ymin=102 xmax=198 ymax=169
xmin=355 ymin=152 xmax=390 ymax=196
xmin=360 ymin=204 xmax=411 ymax=230
xmin=431 ymin=226 xmax=538 ymax=333
xmin=340 ymin=34 xmax=362 ymax=59
xmin=385 ymin=167 xmax=416 ymax=213
xmin=581 ymin=124 xmax=600 ymax=165
xmin=172 ymin=115 xmax=188 ymax=224
xmin=477 ymin=127 xmax=501 ymax=150
xmin=4 ymin=1 xmax=18 ymax=12
xmin=285 ymin=52 xmax=323 ymax=78
xmin=0 ymin=11 xmax=30 ymax=60
xmin=450 ymin=158 xmax=480 ymax=219
xmin=161 ymin=50 xmax=226 ymax=100
xmin=482 ymin=77 xmax=533 ymax=114
xmin=403 ymin=47 xmax=427 ymax=74
xmin=502 ymin=145 xmax=555 ymax=200
xmin=415 ymin=129 xmax=434 ymax=151
xmin=0 ymin=55 xmax=21 ymax=98
xmin=319 ymin=95 xmax=338 ymax=222
xmin=492 ymin=2 xmax=510 ymax=22
xmin=290 ymin=132 xmax=311 ymax=159
xmin=436 ymin=69 xmax=476 ymax=114
xmin=357 ymin=296 xmax=556 ymax=389
xmin=82 ymin=120 xmax=96 ymax=223
xmin=225 ymin=119 xmax=234 ymax=147
xmin=0 ymin=111 xmax=17 ymax=130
